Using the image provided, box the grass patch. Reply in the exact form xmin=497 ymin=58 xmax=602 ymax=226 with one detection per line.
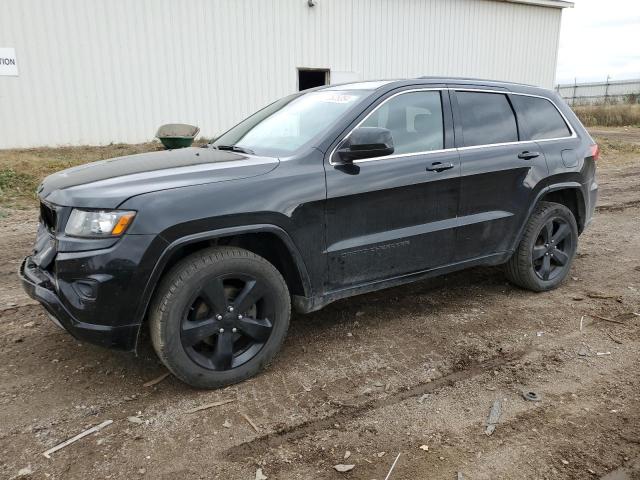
xmin=596 ymin=136 xmax=640 ymax=156
xmin=0 ymin=142 xmax=163 ymax=207
xmin=573 ymin=104 xmax=640 ymax=127
xmin=590 ymin=131 xmax=640 ymax=168
xmin=0 ymin=169 xmax=39 ymax=206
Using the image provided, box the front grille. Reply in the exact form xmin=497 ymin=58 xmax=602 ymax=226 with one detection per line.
xmin=40 ymin=202 xmax=57 ymax=232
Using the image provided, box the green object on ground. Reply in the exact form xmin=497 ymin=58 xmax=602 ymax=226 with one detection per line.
xmin=156 ymin=124 xmax=200 ymax=150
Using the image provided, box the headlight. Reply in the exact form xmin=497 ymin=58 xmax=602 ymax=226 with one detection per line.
xmin=65 ymin=209 xmax=136 ymax=237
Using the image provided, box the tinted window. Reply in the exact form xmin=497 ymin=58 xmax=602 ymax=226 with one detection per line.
xmin=360 ymin=91 xmax=444 ymax=155
xmin=511 ymin=95 xmax=571 ymax=140
xmin=456 ymin=92 xmax=518 ymax=147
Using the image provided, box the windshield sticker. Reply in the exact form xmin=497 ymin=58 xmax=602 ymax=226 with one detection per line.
xmin=316 ymin=92 xmax=358 ymax=104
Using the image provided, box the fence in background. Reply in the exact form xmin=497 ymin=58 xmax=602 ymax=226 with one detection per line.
xmin=556 ymin=78 xmax=640 ymax=105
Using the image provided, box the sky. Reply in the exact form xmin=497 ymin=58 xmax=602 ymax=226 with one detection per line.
xmin=555 ymin=0 xmax=640 ymax=85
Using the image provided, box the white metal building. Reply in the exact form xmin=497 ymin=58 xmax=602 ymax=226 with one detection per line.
xmin=0 ymin=0 xmax=572 ymax=149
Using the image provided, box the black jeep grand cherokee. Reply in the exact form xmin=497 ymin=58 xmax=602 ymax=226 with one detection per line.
xmin=21 ymin=78 xmax=598 ymax=388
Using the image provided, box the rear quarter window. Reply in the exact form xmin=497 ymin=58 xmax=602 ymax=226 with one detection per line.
xmin=456 ymin=92 xmax=518 ymax=147
xmin=510 ymin=95 xmax=572 ymax=140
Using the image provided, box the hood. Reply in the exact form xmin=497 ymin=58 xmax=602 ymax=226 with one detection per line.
xmin=39 ymin=147 xmax=279 ymax=209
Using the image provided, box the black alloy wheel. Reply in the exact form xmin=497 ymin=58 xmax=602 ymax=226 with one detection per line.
xmin=150 ymin=246 xmax=291 ymax=389
xmin=532 ymin=216 xmax=574 ymax=281
xmin=181 ymin=274 xmax=274 ymax=371
xmin=504 ymin=201 xmax=578 ymax=292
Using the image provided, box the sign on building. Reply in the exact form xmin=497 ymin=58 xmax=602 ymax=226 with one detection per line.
xmin=0 ymin=48 xmax=19 ymax=76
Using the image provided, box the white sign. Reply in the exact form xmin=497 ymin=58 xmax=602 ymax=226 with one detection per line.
xmin=0 ymin=48 xmax=18 ymax=76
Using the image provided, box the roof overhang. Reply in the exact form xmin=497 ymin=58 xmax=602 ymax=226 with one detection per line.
xmin=497 ymin=0 xmax=574 ymax=8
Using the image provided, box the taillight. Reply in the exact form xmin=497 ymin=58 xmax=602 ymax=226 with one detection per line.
xmin=590 ymin=144 xmax=600 ymax=161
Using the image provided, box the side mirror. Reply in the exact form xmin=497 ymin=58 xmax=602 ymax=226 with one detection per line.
xmin=336 ymin=127 xmax=394 ymax=163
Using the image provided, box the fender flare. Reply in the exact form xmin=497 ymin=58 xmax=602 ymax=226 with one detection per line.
xmin=132 ymin=224 xmax=312 ymax=350
xmin=509 ymin=182 xmax=586 ymax=253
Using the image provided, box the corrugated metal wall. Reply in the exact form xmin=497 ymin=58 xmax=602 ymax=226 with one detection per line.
xmin=0 ymin=0 xmax=563 ymax=148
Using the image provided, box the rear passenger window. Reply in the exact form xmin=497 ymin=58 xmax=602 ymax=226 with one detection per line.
xmin=456 ymin=92 xmax=518 ymax=147
xmin=511 ymin=95 xmax=572 ymax=140
xmin=361 ymin=91 xmax=444 ymax=155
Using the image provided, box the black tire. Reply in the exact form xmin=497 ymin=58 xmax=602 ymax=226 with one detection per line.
xmin=505 ymin=201 xmax=578 ymax=292
xmin=149 ymin=246 xmax=290 ymax=389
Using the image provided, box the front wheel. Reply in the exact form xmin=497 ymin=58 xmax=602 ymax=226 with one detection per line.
xmin=149 ymin=246 xmax=290 ymax=389
xmin=505 ymin=201 xmax=578 ymax=292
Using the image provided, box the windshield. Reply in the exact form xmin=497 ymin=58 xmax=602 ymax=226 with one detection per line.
xmin=212 ymin=90 xmax=371 ymax=156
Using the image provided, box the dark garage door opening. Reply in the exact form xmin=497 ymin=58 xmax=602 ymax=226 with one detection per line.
xmin=298 ymin=68 xmax=330 ymax=91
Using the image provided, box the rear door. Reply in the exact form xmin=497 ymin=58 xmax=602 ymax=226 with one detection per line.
xmin=451 ymin=89 xmax=549 ymax=261
xmin=324 ymin=88 xmax=460 ymax=291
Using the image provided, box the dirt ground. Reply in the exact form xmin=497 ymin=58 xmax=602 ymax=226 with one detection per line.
xmin=1 ymin=128 xmax=639 ymax=480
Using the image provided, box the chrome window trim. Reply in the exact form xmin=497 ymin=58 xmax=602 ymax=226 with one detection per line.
xmin=453 ymin=88 xmax=577 ymax=145
xmin=339 ymin=147 xmax=455 ymax=164
xmin=328 ymin=87 xmax=577 ymax=165
xmin=329 ymin=88 xmax=446 ymax=165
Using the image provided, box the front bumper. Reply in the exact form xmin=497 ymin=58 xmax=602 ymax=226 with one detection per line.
xmin=19 ymin=257 xmax=139 ymax=350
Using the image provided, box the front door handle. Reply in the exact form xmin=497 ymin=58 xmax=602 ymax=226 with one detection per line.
xmin=518 ymin=151 xmax=540 ymax=160
xmin=426 ymin=162 xmax=454 ymax=172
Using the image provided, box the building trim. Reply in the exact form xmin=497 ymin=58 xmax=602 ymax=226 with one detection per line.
xmin=497 ymin=0 xmax=574 ymax=8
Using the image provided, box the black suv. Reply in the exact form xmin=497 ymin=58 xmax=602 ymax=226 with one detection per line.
xmin=20 ymin=78 xmax=598 ymax=388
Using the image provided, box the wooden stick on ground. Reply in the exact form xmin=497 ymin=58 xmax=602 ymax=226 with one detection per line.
xmin=43 ymin=420 xmax=113 ymax=458
xmin=587 ymin=293 xmax=619 ymax=300
xmin=587 ymin=313 xmax=625 ymax=325
xmin=185 ymin=399 xmax=234 ymax=414
xmin=240 ymin=412 xmax=260 ymax=433
xmin=607 ymin=332 xmax=623 ymax=344
xmin=143 ymin=372 xmax=170 ymax=388
xmin=384 ymin=453 xmax=402 ymax=480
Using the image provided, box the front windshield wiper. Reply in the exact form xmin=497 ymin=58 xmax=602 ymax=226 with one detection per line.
xmin=215 ymin=144 xmax=255 ymax=155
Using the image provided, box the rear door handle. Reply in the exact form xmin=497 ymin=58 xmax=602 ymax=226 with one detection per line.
xmin=518 ymin=151 xmax=540 ymax=160
xmin=426 ymin=162 xmax=454 ymax=172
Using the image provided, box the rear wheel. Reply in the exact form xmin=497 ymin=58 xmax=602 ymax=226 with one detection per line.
xmin=150 ymin=246 xmax=290 ymax=389
xmin=505 ymin=201 xmax=578 ymax=292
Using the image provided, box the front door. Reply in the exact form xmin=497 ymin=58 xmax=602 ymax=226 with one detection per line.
xmin=324 ymin=89 xmax=460 ymax=291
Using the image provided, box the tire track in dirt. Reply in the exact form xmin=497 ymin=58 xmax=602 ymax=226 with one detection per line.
xmin=224 ymin=300 xmax=640 ymax=465
xmin=224 ymin=348 xmax=531 ymax=461
xmin=596 ymin=199 xmax=640 ymax=212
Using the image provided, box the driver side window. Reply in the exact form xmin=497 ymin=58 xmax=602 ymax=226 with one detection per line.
xmin=361 ymin=91 xmax=444 ymax=155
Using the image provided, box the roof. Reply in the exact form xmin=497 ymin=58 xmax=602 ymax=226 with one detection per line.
xmin=415 ymin=76 xmax=534 ymax=87
xmin=323 ymin=76 xmax=556 ymax=97
xmin=498 ymin=0 xmax=574 ymax=8
xmin=330 ymin=77 xmax=535 ymax=90
xmin=324 ymin=81 xmax=396 ymax=91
